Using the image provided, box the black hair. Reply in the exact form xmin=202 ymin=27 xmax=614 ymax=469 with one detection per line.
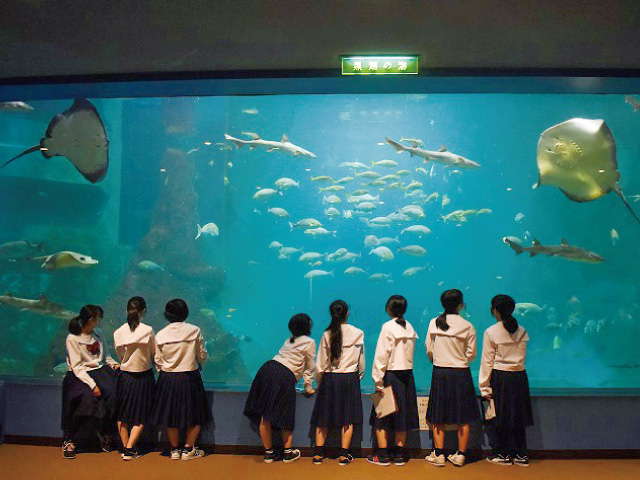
xmin=68 ymin=304 xmax=103 ymax=335
xmin=164 ymin=298 xmax=189 ymax=323
xmin=436 ymin=289 xmax=464 ymax=331
xmin=386 ymin=294 xmax=407 ymax=328
xmin=127 ymin=296 xmax=147 ymax=332
xmin=288 ymin=313 xmax=312 ymax=343
xmin=491 ymin=294 xmax=518 ymax=334
xmin=327 ymin=300 xmax=348 ymax=362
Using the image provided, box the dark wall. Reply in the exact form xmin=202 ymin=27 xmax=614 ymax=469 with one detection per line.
xmin=1 ymin=0 xmax=640 ymax=79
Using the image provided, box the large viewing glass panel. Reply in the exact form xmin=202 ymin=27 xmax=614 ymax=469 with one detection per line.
xmin=1 ymin=87 xmax=639 ymax=392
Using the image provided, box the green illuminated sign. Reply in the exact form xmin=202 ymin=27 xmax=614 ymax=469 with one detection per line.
xmin=341 ymin=56 xmax=419 ymax=75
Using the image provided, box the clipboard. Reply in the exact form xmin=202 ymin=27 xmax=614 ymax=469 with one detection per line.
xmin=372 ymin=386 xmax=398 ymax=418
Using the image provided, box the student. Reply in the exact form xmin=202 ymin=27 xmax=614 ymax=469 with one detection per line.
xmin=61 ymin=305 xmax=120 ymax=459
xmin=367 ymin=295 xmax=420 ymax=466
xmin=425 ymin=289 xmax=478 ymax=467
xmin=244 ymin=313 xmax=316 ymax=463
xmin=113 ymin=296 xmax=156 ymax=460
xmin=479 ymin=294 xmax=533 ymax=467
xmin=150 ymin=299 xmax=211 ymax=461
xmin=310 ymin=300 xmax=364 ymax=466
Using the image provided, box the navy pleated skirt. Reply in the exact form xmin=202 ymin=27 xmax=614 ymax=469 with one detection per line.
xmin=490 ymin=369 xmax=533 ymax=428
xmin=150 ymin=370 xmax=212 ymax=429
xmin=369 ymin=370 xmax=420 ymax=432
xmin=310 ymin=372 xmax=363 ymax=428
xmin=115 ymin=369 xmax=156 ymax=425
xmin=61 ymin=365 xmax=118 ymax=432
xmin=426 ymin=366 xmax=479 ymax=424
xmin=244 ymin=360 xmax=297 ymax=429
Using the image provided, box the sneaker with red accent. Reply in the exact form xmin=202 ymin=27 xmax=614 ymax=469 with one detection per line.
xmin=366 ymin=453 xmax=390 ymax=466
xmin=62 ymin=440 xmax=76 ymax=460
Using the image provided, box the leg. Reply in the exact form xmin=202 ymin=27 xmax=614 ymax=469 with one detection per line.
xmin=281 ymin=429 xmax=293 ymax=449
xmin=167 ymin=427 xmax=180 ymax=449
xmin=432 ymin=424 xmax=445 ymax=449
xmin=341 ymin=424 xmax=354 ymax=450
xmin=395 ymin=431 xmax=407 ymax=448
xmin=117 ymin=421 xmax=130 ymax=449
xmin=127 ymin=425 xmax=145 ymax=449
xmin=375 ymin=428 xmax=388 ymax=450
xmin=259 ymin=418 xmax=273 ymax=450
xmin=495 ymin=426 xmax=508 ymax=456
xmin=315 ymin=427 xmax=328 ymax=447
xmin=514 ymin=426 xmax=527 ymax=456
xmin=457 ymin=423 xmax=470 ymax=453
xmin=185 ymin=425 xmax=201 ymax=448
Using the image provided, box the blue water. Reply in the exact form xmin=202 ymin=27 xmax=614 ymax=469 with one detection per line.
xmin=1 ymin=93 xmax=640 ymax=391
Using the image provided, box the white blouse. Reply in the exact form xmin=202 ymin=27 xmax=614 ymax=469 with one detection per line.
xmin=155 ymin=322 xmax=207 ymax=372
xmin=316 ymin=323 xmax=365 ymax=381
xmin=66 ymin=327 xmax=118 ymax=389
xmin=479 ymin=322 xmax=529 ymax=397
xmin=372 ymin=319 xmax=418 ymax=390
xmin=113 ymin=322 xmax=156 ymax=372
xmin=425 ymin=314 xmax=477 ymax=368
xmin=273 ymin=335 xmax=316 ymax=391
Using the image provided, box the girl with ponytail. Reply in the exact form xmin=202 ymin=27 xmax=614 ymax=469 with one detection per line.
xmin=425 ymin=289 xmax=478 ymax=468
xmin=480 ymin=295 xmax=533 ymax=467
xmin=310 ymin=300 xmax=365 ymax=466
xmin=113 ymin=296 xmax=156 ymax=460
xmin=62 ymin=305 xmax=119 ymax=460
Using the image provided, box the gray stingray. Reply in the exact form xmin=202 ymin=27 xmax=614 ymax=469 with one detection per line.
xmin=0 ymin=98 xmax=108 ymax=183
xmin=534 ymin=118 xmax=640 ymax=224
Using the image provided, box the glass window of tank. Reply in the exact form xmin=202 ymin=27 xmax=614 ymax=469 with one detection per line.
xmin=0 ymin=92 xmax=639 ymax=391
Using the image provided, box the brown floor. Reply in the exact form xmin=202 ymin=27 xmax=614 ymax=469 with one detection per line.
xmin=2 ymin=445 xmax=640 ymax=480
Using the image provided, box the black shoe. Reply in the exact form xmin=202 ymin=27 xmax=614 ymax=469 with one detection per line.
xmin=283 ymin=449 xmax=301 ymax=463
xmin=366 ymin=454 xmax=390 ymax=466
xmin=312 ymin=455 xmax=324 ymax=465
xmin=62 ymin=440 xmax=76 ymax=460
xmin=393 ymin=454 xmax=407 ymax=466
xmin=264 ymin=449 xmax=278 ymax=464
xmin=98 ymin=433 xmax=113 ymax=453
xmin=486 ymin=453 xmax=513 ymax=466
xmin=338 ymin=453 xmax=354 ymax=466
xmin=122 ymin=447 xmax=141 ymax=461
xmin=513 ymin=455 xmax=530 ymax=467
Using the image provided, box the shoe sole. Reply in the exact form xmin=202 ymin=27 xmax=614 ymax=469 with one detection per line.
xmin=282 ymin=456 xmax=300 ymax=464
xmin=63 ymin=456 xmax=75 ymax=460
xmin=366 ymin=459 xmax=390 ymax=466
xmin=393 ymin=462 xmax=406 ymax=466
xmin=486 ymin=459 xmax=512 ymax=466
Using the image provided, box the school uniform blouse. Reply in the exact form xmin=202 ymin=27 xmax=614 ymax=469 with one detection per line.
xmin=66 ymin=327 xmax=118 ymax=390
xmin=316 ymin=324 xmax=365 ymax=381
xmin=479 ymin=323 xmax=530 ymax=397
xmin=272 ymin=335 xmax=317 ymax=391
xmin=113 ymin=322 xmax=156 ymax=373
xmin=372 ymin=318 xmax=418 ymax=391
xmin=425 ymin=314 xmax=477 ymax=368
xmin=154 ymin=322 xmax=207 ymax=372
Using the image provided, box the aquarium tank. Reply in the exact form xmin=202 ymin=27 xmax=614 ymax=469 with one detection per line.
xmin=1 ymin=86 xmax=640 ymax=392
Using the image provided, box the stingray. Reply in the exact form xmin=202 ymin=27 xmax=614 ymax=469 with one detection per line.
xmin=0 ymin=98 xmax=108 ymax=183
xmin=534 ymin=118 xmax=640 ymax=224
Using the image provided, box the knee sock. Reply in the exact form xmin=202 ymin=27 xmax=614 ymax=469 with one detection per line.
xmin=435 ymin=448 xmax=445 ymax=456
xmin=313 ymin=445 xmax=324 ymax=457
xmin=378 ymin=447 xmax=388 ymax=457
xmin=514 ymin=427 xmax=527 ymax=456
xmin=339 ymin=447 xmax=349 ymax=458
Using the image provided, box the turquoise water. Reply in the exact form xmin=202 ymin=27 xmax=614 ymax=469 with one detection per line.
xmin=1 ymin=92 xmax=640 ymax=391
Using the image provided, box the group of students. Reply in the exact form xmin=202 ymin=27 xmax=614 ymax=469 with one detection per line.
xmin=61 ymin=289 xmax=533 ymax=468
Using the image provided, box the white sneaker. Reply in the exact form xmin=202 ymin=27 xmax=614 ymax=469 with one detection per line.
xmin=425 ymin=450 xmax=445 ymax=467
xmin=182 ymin=446 xmax=205 ymax=461
xmin=170 ymin=448 xmax=182 ymax=460
xmin=447 ymin=451 xmax=466 ymax=467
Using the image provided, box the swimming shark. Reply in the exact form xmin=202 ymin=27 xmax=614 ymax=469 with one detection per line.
xmin=0 ymin=293 xmax=76 ymax=320
xmin=503 ymin=237 xmax=605 ymax=263
xmin=386 ymin=138 xmax=480 ymax=169
xmin=224 ymin=133 xmax=316 ymax=158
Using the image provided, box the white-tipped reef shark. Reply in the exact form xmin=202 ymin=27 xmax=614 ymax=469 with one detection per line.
xmin=0 ymin=98 xmax=109 ymax=183
xmin=386 ymin=137 xmax=480 ymax=169
xmin=224 ymin=133 xmax=316 ymax=158
xmin=503 ymin=237 xmax=604 ymax=264
xmin=0 ymin=293 xmax=76 ymax=320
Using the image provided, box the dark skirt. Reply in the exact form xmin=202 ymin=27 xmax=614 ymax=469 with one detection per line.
xmin=490 ymin=369 xmax=533 ymax=428
xmin=310 ymin=372 xmax=363 ymax=428
xmin=150 ymin=370 xmax=212 ymax=429
xmin=61 ymin=365 xmax=118 ymax=432
xmin=426 ymin=366 xmax=479 ymax=425
xmin=115 ymin=369 xmax=157 ymax=425
xmin=244 ymin=360 xmax=297 ymax=430
xmin=369 ymin=370 xmax=420 ymax=432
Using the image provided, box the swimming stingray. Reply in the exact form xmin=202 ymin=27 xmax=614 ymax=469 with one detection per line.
xmin=534 ymin=118 xmax=640 ymax=224
xmin=0 ymin=98 xmax=108 ymax=183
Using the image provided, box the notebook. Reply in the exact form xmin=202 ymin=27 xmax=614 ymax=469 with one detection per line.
xmin=484 ymin=398 xmax=496 ymax=420
xmin=373 ymin=386 xmax=398 ymax=418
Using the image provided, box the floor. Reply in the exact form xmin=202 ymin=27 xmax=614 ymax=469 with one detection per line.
xmin=1 ymin=445 xmax=640 ymax=480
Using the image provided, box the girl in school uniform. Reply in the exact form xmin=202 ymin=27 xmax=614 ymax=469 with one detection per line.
xmin=244 ymin=313 xmax=316 ymax=464
xmin=425 ymin=289 xmax=478 ymax=467
xmin=113 ymin=296 xmax=156 ymax=461
xmin=310 ymin=300 xmax=365 ymax=466
xmin=150 ymin=298 xmax=211 ymax=461
xmin=61 ymin=305 xmax=120 ymax=459
xmin=479 ymin=294 xmax=533 ymax=467
xmin=367 ymin=295 xmax=420 ymax=466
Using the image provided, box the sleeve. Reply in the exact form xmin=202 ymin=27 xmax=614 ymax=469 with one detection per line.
xmin=479 ymin=330 xmax=496 ymax=397
xmin=154 ymin=341 xmax=164 ymax=372
xmin=315 ymin=333 xmax=330 ymax=383
xmin=149 ymin=331 xmax=157 ymax=365
xmin=113 ymin=332 xmax=125 ymax=363
xmin=425 ymin=323 xmax=435 ymax=363
xmin=302 ymin=340 xmax=316 ymax=391
xmin=66 ymin=336 xmax=96 ymax=390
xmin=371 ymin=326 xmax=392 ymax=390
xmin=358 ymin=340 xmax=366 ymax=380
xmin=196 ymin=329 xmax=208 ymax=365
xmin=466 ymin=325 xmax=477 ymax=363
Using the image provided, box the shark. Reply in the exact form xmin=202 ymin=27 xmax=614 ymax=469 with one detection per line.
xmin=0 ymin=293 xmax=76 ymax=320
xmin=386 ymin=137 xmax=480 ymax=169
xmin=503 ymin=237 xmax=605 ymax=263
xmin=224 ymin=133 xmax=316 ymax=158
